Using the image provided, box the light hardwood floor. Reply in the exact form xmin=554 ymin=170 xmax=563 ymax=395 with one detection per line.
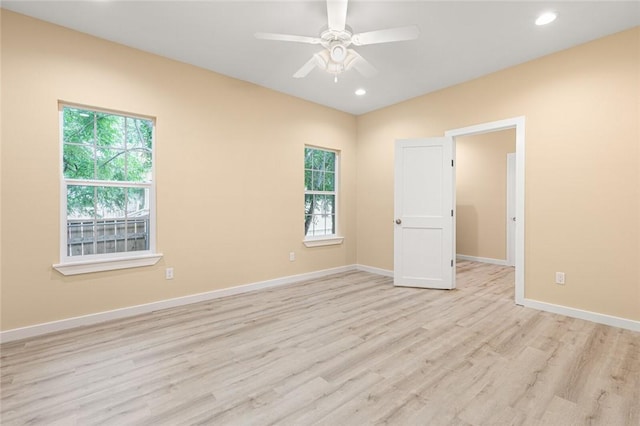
xmin=1 ymin=261 xmax=639 ymax=425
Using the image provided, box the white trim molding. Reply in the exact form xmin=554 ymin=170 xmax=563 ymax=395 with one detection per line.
xmin=53 ymin=253 xmax=163 ymax=275
xmin=0 ymin=264 xmax=356 ymax=343
xmin=523 ymin=298 xmax=640 ymax=333
xmin=3 ymin=264 xmax=639 ymax=343
xmin=356 ymin=264 xmax=394 ymax=277
xmin=357 ymin=263 xmax=639 ymax=332
xmin=456 ymin=255 xmax=508 ymax=266
xmin=303 ymin=236 xmax=344 ymax=247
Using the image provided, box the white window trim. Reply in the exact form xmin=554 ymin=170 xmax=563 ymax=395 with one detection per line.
xmin=53 ymin=253 xmax=162 ymax=276
xmin=303 ymin=236 xmax=344 ymax=247
xmin=303 ymin=146 xmax=343 ymax=247
xmin=55 ymin=103 xmax=162 ymax=275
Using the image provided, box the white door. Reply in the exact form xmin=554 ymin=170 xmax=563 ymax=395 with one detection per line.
xmin=394 ymin=137 xmax=455 ymax=289
xmin=506 ymin=153 xmax=516 ymax=267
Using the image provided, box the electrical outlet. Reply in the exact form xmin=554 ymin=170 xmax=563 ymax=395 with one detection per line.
xmin=166 ymin=267 xmax=174 ymax=280
xmin=555 ymin=272 xmax=565 ymax=285
xmin=289 ymin=252 xmax=296 ymax=262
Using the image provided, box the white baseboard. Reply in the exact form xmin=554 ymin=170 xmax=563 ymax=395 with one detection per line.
xmin=356 ymin=264 xmax=394 ymax=277
xmin=523 ymin=298 xmax=640 ymax=333
xmin=356 ymin=263 xmax=639 ymax=332
xmin=3 ymin=264 xmax=638 ymax=343
xmin=456 ymin=254 xmax=508 ymax=266
xmin=0 ymin=265 xmax=357 ymax=344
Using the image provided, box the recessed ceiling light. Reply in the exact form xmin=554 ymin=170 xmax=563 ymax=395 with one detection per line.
xmin=355 ymin=88 xmax=366 ymax=96
xmin=536 ymin=12 xmax=557 ymax=26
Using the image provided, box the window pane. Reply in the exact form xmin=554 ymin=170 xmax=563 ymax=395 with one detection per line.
xmin=126 ymin=188 xmax=149 ymax=252
xmin=126 ymin=117 xmax=153 ymax=149
xmin=306 ymin=214 xmax=335 ymax=237
xmin=126 ymin=149 xmax=152 ymax=182
xmin=304 ymin=193 xmax=313 ymax=215
xmin=67 ymin=185 xmax=96 ymax=257
xmin=97 ymin=219 xmax=121 ymax=254
xmin=63 ymin=144 xmax=95 ymax=179
xmin=306 ymin=215 xmax=319 ymax=236
xmin=305 ymin=214 xmax=314 ymax=236
xmin=96 ymin=148 xmax=126 ymax=181
xmin=96 ymin=113 xmax=125 ymax=147
xmin=324 ymin=195 xmax=335 ymax=215
xmin=126 ymin=218 xmax=148 ymax=252
xmin=311 ymin=194 xmax=324 ymax=215
xmin=324 ymin=171 xmax=335 ymax=191
xmin=67 ymin=185 xmax=95 ymax=219
xmin=311 ymin=170 xmax=325 ymax=191
xmin=95 ymin=187 xmax=125 ymax=219
xmin=63 ymin=108 xmax=95 ymax=145
xmin=304 ymin=169 xmax=312 ymax=191
xmin=324 ymin=151 xmax=336 ymax=172
xmin=67 ymin=220 xmax=95 ymax=257
xmin=304 ymin=147 xmax=313 ymax=169
xmin=312 ymin=149 xmax=324 ymax=170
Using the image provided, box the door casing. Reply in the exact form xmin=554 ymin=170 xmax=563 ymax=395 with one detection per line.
xmin=506 ymin=152 xmax=516 ymax=267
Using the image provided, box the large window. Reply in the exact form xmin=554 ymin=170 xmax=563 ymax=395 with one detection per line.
xmin=56 ymin=104 xmax=159 ymax=274
xmin=304 ymin=147 xmax=337 ymax=238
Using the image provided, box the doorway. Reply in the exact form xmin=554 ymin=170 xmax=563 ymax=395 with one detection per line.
xmin=455 ymin=130 xmax=515 ymax=266
xmin=445 ymin=117 xmax=525 ymax=305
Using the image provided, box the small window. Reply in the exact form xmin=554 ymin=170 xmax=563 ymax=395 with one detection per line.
xmin=304 ymin=147 xmax=338 ymax=238
xmin=55 ymin=104 xmax=160 ymax=274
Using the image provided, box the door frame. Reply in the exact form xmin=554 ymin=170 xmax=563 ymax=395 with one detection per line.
xmin=506 ymin=153 xmax=516 ymax=267
xmin=445 ymin=116 xmax=525 ymax=305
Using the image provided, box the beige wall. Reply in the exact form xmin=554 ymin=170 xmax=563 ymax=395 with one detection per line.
xmin=0 ymin=11 xmax=357 ymax=330
xmin=356 ymin=27 xmax=639 ymax=321
xmin=1 ymin=11 xmax=638 ymax=331
xmin=456 ymin=130 xmax=515 ymax=260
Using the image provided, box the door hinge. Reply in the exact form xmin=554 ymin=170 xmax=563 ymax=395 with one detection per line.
xmin=451 ymin=209 xmax=454 ymax=217
xmin=451 ymin=259 xmax=454 ymax=267
xmin=451 ymin=159 xmax=454 ymax=167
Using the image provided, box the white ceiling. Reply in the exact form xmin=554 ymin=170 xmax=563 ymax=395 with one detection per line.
xmin=3 ymin=1 xmax=639 ymax=115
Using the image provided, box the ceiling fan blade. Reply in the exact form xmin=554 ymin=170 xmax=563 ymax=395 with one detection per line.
xmin=255 ymin=32 xmax=321 ymax=44
xmin=327 ymin=0 xmax=348 ymax=31
xmin=351 ymin=26 xmax=419 ymax=46
xmin=346 ymin=49 xmax=377 ymax=78
xmin=293 ymin=55 xmax=321 ymax=78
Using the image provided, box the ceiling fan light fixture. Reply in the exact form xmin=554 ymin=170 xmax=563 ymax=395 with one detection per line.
xmin=535 ymin=11 xmax=557 ymax=26
xmin=330 ymin=44 xmax=348 ymax=63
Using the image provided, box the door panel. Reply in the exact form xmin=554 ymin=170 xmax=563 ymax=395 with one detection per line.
xmin=394 ymin=137 xmax=454 ymax=289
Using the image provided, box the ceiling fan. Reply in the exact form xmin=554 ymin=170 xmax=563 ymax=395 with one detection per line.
xmin=255 ymin=0 xmax=419 ymax=81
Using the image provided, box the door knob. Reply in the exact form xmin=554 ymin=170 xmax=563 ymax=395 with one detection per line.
xmin=395 ymin=219 xmax=402 ymax=224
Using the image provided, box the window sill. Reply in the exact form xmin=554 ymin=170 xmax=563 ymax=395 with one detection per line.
xmin=53 ymin=253 xmax=163 ymax=276
xmin=303 ymin=236 xmax=344 ymax=248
